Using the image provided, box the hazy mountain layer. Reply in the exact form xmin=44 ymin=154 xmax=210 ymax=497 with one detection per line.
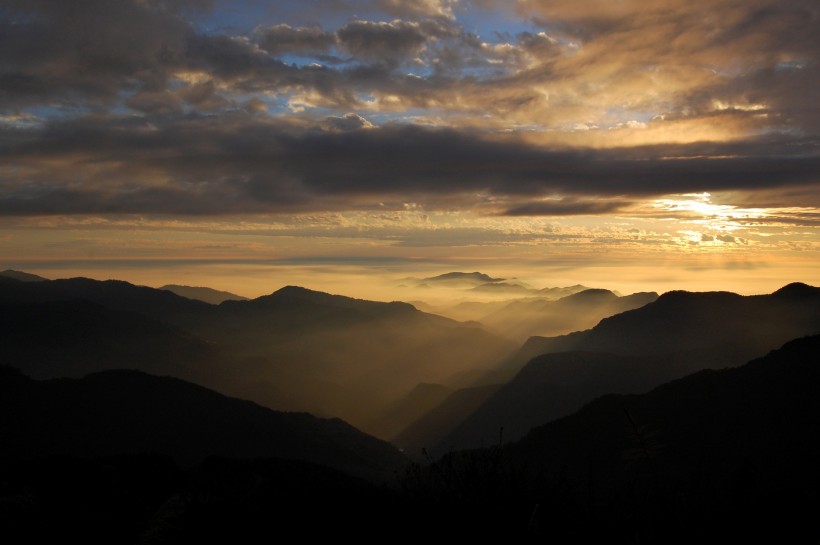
xmin=160 ymin=284 xmax=248 ymax=304
xmin=492 ymin=283 xmax=820 ymax=382
xmin=410 ymin=283 xmax=820 ymax=453
xmin=393 ymin=383 xmax=501 ymax=456
xmin=366 ymin=382 xmax=454 ymax=440
xmin=410 ymin=285 xmax=636 ymax=331
xmin=0 ymin=275 xmax=515 ymax=435
xmin=477 ymin=288 xmax=658 ymax=343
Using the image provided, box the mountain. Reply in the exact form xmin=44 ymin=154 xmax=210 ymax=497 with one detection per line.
xmin=497 ymin=334 xmax=820 ymax=542
xmin=392 ymin=383 xmax=501 ymax=456
xmin=0 ymin=269 xmax=47 ymax=281
xmin=421 ymin=271 xmax=503 ymax=285
xmin=214 ymin=286 xmax=515 ymax=432
xmin=160 ymin=284 xmax=248 ymax=304
xmin=0 ymin=275 xmax=213 ymax=327
xmin=399 ymin=271 xmax=506 ymax=290
xmin=366 ymin=382 xmax=454 ymax=440
xmin=491 ymin=283 xmax=820 ymax=381
xmin=535 ymin=284 xmax=590 ymax=299
xmin=468 ymin=282 xmax=535 ymax=295
xmin=428 ymin=284 xmax=820 ymax=453
xmin=0 ymin=298 xmax=218 ymax=382
xmin=477 ymin=289 xmax=658 ymax=343
xmin=0 ymin=366 xmax=407 ymax=481
xmin=435 ymin=351 xmax=669 ymax=454
xmin=403 ymin=284 xmax=595 ymax=323
xmin=0 ymin=276 xmax=515 ymax=436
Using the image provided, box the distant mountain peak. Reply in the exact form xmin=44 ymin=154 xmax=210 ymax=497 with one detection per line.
xmin=0 ymin=269 xmax=47 ymax=282
xmin=469 ymin=282 xmax=533 ymax=294
xmin=271 ymin=285 xmax=317 ymax=297
xmin=422 ymin=272 xmax=504 ymax=283
xmin=563 ymin=288 xmax=618 ymax=300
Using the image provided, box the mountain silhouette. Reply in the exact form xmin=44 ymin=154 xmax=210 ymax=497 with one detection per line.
xmin=492 ymin=284 xmax=820 ymax=381
xmin=498 ymin=333 xmax=820 ymax=542
xmin=418 ymin=284 xmax=820 ymax=453
xmin=160 ymin=284 xmax=248 ymax=304
xmin=0 ymin=298 xmax=219 ymax=382
xmin=0 ymin=366 xmax=406 ymax=481
xmin=0 ymin=269 xmax=47 ymax=282
xmin=421 ymin=271 xmax=503 ymax=284
xmin=0 ymin=275 xmax=212 ymax=326
xmin=435 ymin=351 xmax=669 ymax=454
xmin=392 ymin=383 xmax=501 ymax=456
xmin=366 ymin=382 xmax=454 ymax=440
xmin=0 ymin=276 xmax=514 ymax=435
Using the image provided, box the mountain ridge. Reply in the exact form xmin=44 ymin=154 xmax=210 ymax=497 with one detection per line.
xmin=160 ymin=284 xmax=248 ymax=304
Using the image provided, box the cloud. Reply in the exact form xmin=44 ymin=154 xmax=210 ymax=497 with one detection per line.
xmin=501 ymin=198 xmax=630 ymax=216
xmin=323 ymin=113 xmax=374 ymax=131
xmin=1 ymin=114 xmax=818 ymax=216
xmin=3 ymin=0 xmax=814 ymax=139
xmin=0 ymin=0 xmax=199 ymax=108
xmin=337 ymin=20 xmax=431 ymax=65
xmin=373 ymin=0 xmax=457 ymax=19
xmin=0 ymin=0 xmax=817 ymax=223
xmin=255 ymin=24 xmax=337 ymax=57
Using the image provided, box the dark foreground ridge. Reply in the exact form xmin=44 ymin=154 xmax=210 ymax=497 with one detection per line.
xmin=423 ymin=334 xmax=820 ymax=543
xmin=0 ymin=366 xmax=406 ymax=481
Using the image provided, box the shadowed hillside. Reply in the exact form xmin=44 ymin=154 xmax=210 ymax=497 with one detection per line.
xmin=408 ymin=334 xmax=820 ymax=542
xmin=504 ymin=333 xmax=820 ymax=542
xmin=393 ymin=383 xmax=501 ymax=456
xmin=0 ymin=299 xmax=217 ymax=380
xmin=366 ymin=382 xmax=454 ymax=440
xmin=0 ymin=366 xmax=406 ymax=481
xmin=437 ymin=351 xmax=669 ymax=454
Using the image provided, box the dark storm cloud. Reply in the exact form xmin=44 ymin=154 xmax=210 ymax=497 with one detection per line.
xmin=1 ymin=115 xmax=818 ymax=216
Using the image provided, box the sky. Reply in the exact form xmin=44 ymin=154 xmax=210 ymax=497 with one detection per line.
xmin=1 ymin=0 xmax=819 ymax=299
